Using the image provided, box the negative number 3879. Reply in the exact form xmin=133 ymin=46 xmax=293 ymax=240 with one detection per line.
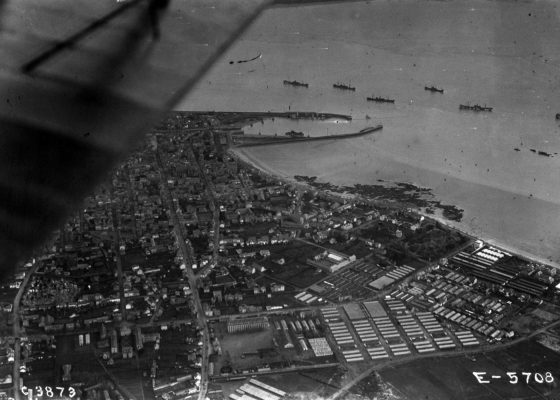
xmin=21 ymin=386 xmax=76 ymax=398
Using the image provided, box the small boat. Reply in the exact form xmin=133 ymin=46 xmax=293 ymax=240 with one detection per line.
xmin=283 ymin=80 xmax=309 ymax=88
xmin=285 ymin=130 xmax=305 ymax=138
xmin=333 ymin=83 xmax=356 ymax=91
xmin=367 ymin=96 xmax=395 ymax=104
xmin=424 ymin=86 xmax=444 ymax=93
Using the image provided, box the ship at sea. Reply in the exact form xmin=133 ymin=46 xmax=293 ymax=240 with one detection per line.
xmin=424 ymin=85 xmax=444 ymax=93
xmin=283 ymin=80 xmax=309 ymax=88
xmin=367 ymin=96 xmax=395 ymax=104
xmin=333 ymin=82 xmax=356 ymax=91
xmin=459 ymin=103 xmax=493 ymax=112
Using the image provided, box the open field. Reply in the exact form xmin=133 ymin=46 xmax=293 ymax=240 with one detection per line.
xmin=379 ymin=339 xmax=560 ymax=400
xmin=264 ymin=262 xmax=327 ymax=289
xmin=219 ymin=327 xmax=275 ymax=370
xmin=260 ymin=369 xmax=341 ymax=398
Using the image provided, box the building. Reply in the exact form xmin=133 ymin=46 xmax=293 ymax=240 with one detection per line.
xmin=227 ymin=317 xmax=270 ymax=333
xmin=307 ymin=249 xmax=356 ymax=273
xmin=110 ymin=329 xmax=118 ymax=354
xmin=231 ymin=379 xmax=286 ymax=400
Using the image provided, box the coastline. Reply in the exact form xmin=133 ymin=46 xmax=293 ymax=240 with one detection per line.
xmin=232 ymin=146 xmax=294 ymax=183
xmin=230 ymin=147 xmax=560 ymax=270
xmin=178 ymin=0 xmax=560 ymax=267
xmin=418 ymin=212 xmax=560 ymax=270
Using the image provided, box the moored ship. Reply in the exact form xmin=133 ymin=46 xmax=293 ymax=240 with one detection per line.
xmin=285 ymin=130 xmax=305 ymax=138
xmin=367 ymin=96 xmax=395 ymax=104
xmin=424 ymin=85 xmax=444 ymax=93
xmin=459 ymin=103 xmax=493 ymax=112
xmin=283 ymin=80 xmax=309 ymax=88
xmin=333 ymin=82 xmax=356 ymax=91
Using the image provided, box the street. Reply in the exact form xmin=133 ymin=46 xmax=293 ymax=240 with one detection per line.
xmin=156 ymin=149 xmax=211 ymax=400
xmin=12 ymin=261 xmax=41 ymax=400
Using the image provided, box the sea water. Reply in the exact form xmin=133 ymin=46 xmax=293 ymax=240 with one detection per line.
xmin=179 ymin=0 xmax=560 ymax=264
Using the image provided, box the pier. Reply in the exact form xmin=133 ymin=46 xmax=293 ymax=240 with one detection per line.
xmin=234 ymin=125 xmax=382 ymax=147
xmin=170 ymin=110 xmax=352 ymax=122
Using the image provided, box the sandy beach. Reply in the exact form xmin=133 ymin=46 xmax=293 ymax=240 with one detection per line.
xmin=232 ymin=145 xmax=560 ymax=269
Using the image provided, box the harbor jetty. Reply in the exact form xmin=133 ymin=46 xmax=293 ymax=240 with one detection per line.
xmin=179 ymin=110 xmax=352 ymax=121
xmin=234 ymin=125 xmax=382 ymax=147
xmin=153 ymin=111 xmax=353 ymax=135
